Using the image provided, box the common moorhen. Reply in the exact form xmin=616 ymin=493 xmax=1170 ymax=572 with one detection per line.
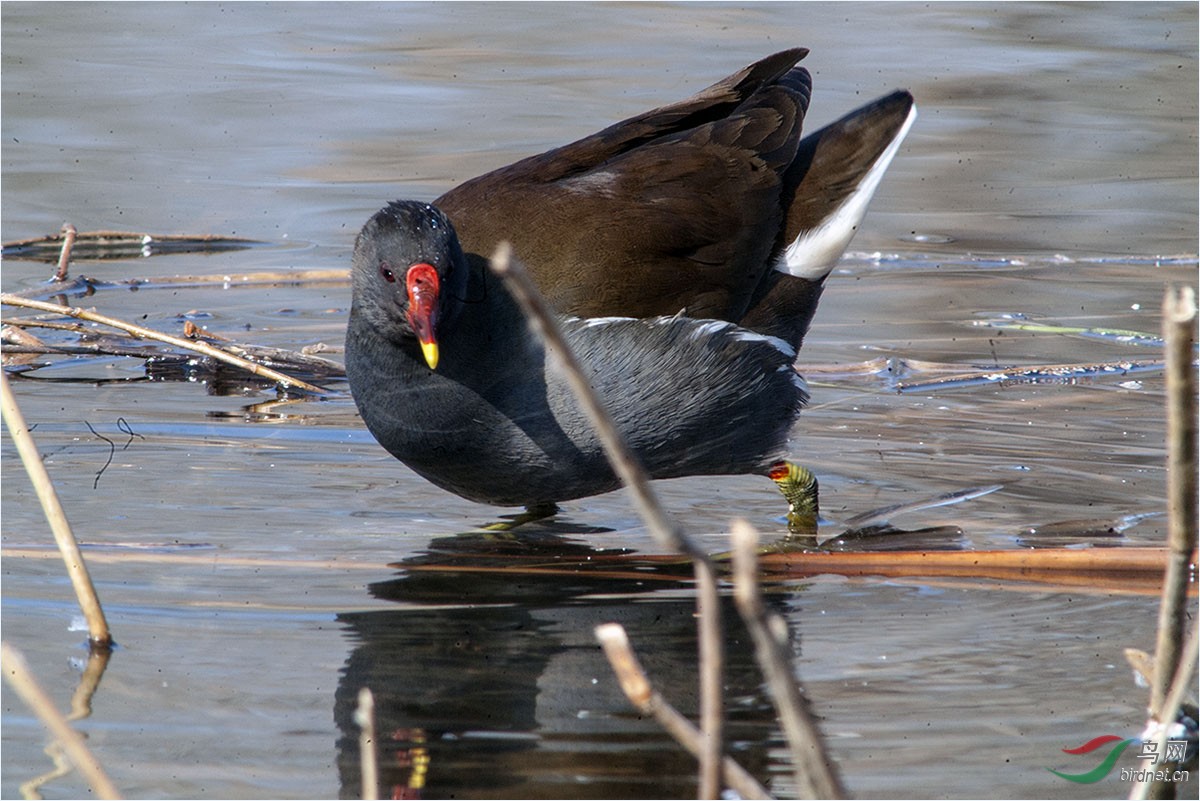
xmin=345 ymin=49 xmax=915 ymax=527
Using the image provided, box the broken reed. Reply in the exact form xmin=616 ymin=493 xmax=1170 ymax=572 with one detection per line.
xmin=0 ymin=370 xmax=112 ymax=649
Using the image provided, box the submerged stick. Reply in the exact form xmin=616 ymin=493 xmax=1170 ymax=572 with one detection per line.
xmin=489 ymin=244 xmax=724 ymax=798
xmin=1 ymin=371 xmax=112 ymax=649
xmin=731 ymin=520 xmax=845 ymax=799
xmin=595 ymin=624 xmax=770 ymax=800
xmin=355 ymin=688 xmax=380 ymax=801
xmin=756 ymin=545 xmax=1187 ymax=582
xmin=1 ymin=294 xmax=329 ymax=395
xmin=6 ymin=268 xmax=351 ymax=301
xmin=1 ymin=642 xmax=122 ymax=799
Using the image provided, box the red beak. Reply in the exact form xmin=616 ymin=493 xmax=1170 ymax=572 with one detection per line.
xmin=405 ymin=263 xmax=440 ymax=370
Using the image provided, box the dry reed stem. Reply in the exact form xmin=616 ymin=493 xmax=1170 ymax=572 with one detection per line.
xmin=731 ymin=520 xmax=845 ymax=799
xmin=489 ymin=243 xmax=724 ymax=798
xmin=1 ymin=371 xmax=112 ymax=648
xmin=1 ymin=293 xmax=329 ymax=395
xmin=594 ymin=624 xmax=771 ymax=800
xmin=1 ymin=642 xmax=122 ymax=799
xmin=1152 ymin=285 xmax=1197 ymax=713
xmin=1130 ymin=285 xmax=1198 ymax=801
xmin=355 ymin=688 xmax=380 ymax=801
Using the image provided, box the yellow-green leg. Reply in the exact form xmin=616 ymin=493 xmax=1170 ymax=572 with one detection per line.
xmin=768 ymin=461 xmax=819 ymax=536
xmin=480 ymin=502 xmax=560 ymax=532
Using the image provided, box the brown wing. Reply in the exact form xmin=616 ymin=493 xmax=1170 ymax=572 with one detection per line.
xmin=436 ymin=50 xmax=812 ymax=321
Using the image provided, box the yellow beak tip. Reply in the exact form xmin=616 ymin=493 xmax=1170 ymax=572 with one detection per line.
xmin=420 ymin=341 xmax=440 ymax=370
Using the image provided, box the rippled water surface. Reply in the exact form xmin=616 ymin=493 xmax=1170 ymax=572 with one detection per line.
xmin=2 ymin=3 xmax=1196 ymax=799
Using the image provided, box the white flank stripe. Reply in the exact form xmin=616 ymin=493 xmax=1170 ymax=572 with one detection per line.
xmin=781 ymin=103 xmax=918 ymax=280
xmin=575 ymin=315 xmax=797 ymax=359
xmin=577 ymin=315 xmax=637 ymax=327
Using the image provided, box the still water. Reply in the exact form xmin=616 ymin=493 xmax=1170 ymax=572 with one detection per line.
xmin=2 ymin=2 xmax=1197 ymax=799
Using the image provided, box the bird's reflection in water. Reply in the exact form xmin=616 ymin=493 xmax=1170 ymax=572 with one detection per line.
xmin=334 ymin=531 xmax=794 ymax=799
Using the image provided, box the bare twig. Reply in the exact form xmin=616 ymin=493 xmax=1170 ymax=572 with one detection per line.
xmin=355 ymin=688 xmax=379 ymax=801
xmin=1 ymin=642 xmax=122 ymax=799
xmin=489 ymin=243 xmax=725 ymax=797
xmin=731 ymin=520 xmax=845 ymax=799
xmin=1 ymin=294 xmax=330 ymax=395
xmin=1 ymin=371 xmax=112 ymax=649
xmin=594 ymin=624 xmax=771 ymax=800
xmin=54 ymin=223 xmax=77 ymax=282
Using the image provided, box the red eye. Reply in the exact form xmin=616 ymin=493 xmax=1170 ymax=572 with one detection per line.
xmin=379 ymin=264 xmax=396 ymax=283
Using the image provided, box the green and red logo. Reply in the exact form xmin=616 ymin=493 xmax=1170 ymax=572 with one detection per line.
xmin=1048 ymin=734 xmax=1138 ymax=783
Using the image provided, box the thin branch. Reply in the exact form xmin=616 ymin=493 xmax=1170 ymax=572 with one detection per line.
xmin=1 ymin=371 xmax=112 ymax=649
xmin=731 ymin=520 xmax=845 ymax=799
xmin=1 ymin=293 xmax=330 ymax=395
xmin=1 ymin=642 xmax=122 ymax=799
xmin=489 ymin=243 xmax=724 ymax=797
xmin=594 ymin=624 xmax=771 ymax=800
